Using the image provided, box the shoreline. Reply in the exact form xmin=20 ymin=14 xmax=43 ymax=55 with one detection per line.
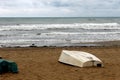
xmin=0 ymin=40 xmax=120 ymax=48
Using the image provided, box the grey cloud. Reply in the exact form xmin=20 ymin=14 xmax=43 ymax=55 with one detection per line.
xmin=50 ymin=1 xmax=71 ymax=7
xmin=0 ymin=0 xmax=120 ymax=17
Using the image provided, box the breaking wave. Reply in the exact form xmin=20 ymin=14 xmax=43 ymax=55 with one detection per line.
xmin=0 ymin=23 xmax=120 ymax=31
xmin=0 ymin=23 xmax=120 ymax=47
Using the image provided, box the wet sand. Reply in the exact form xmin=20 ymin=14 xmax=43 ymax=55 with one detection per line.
xmin=0 ymin=46 xmax=120 ymax=80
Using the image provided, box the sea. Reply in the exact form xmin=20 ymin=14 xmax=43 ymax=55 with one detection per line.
xmin=0 ymin=17 xmax=120 ymax=47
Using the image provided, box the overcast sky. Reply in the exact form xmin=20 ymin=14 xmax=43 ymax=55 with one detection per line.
xmin=0 ymin=0 xmax=120 ymax=17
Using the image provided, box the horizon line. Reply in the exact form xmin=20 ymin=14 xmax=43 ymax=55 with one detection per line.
xmin=0 ymin=16 xmax=120 ymax=18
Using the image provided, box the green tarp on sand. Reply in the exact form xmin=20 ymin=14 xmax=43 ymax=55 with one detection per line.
xmin=0 ymin=59 xmax=18 ymax=74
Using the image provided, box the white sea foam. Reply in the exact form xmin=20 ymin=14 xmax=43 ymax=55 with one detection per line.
xmin=0 ymin=23 xmax=120 ymax=31
xmin=43 ymin=32 xmax=120 ymax=35
xmin=0 ymin=23 xmax=120 ymax=47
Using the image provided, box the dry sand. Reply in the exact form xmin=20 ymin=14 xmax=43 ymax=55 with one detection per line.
xmin=0 ymin=46 xmax=120 ymax=80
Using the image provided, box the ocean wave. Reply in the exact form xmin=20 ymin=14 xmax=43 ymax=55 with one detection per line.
xmin=0 ymin=23 xmax=120 ymax=31
xmin=43 ymin=32 xmax=120 ymax=35
xmin=0 ymin=32 xmax=119 ymax=38
xmin=0 ymin=39 xmax=119 ymax=44
xmin=0 ymin=23 xmax=120 ymax=47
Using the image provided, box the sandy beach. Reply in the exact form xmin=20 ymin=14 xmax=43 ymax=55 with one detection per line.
xmin=0 ymin=46 xmax=120 ymax=80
